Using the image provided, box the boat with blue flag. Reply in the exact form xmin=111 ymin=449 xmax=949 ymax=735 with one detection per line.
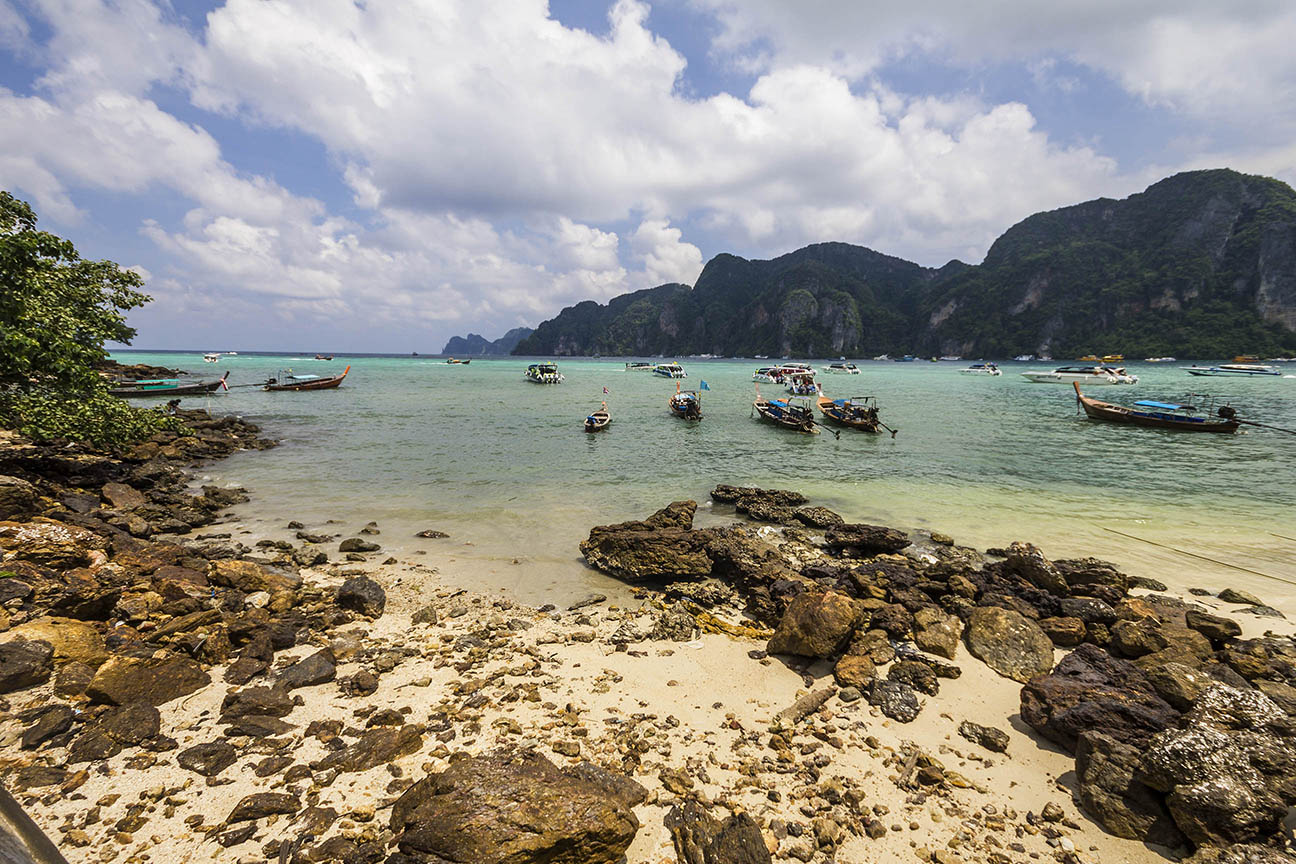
xmin=668 ymin=383 xmax=702 ymax=420
xmin=1073 ymin=382 xmax=1239 ymax=433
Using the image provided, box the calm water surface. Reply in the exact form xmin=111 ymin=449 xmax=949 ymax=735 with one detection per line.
xmin=111 ymin=352 xmax=1296 ymax=608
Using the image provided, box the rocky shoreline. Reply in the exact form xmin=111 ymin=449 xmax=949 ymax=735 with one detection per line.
xmin=0 ymin=419 xmax=1293 ymax=863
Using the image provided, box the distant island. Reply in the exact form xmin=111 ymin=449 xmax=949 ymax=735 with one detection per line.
xmin=512 ymin=169 xmax=1296 ymax=358
xmin=441 ymin=327 xmax=534 ymax=355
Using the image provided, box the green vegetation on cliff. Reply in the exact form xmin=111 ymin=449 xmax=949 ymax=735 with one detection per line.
xmin=515 ymin=169 xmax=1296 ymax=358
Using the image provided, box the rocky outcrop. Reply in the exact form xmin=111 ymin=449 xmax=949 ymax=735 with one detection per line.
xmin=579 ymin=501 xmax=713 ymax=582
xmin=767 ymin=591 xmax=861 ymax=658
xmin=0 ymin=640 xmax=53 ymax=693
xmin=85 ymin=654 xmax=210 ymax=706
xmin=1075 ymin=731 xmax=1185 ymax=847
xmin=964 ymin=606 xmax=1054 ymax=683
xmin=665 ymin=801 xmax=772 ymax=864
xmin=390 ymin=750 xmax=641 ymax=863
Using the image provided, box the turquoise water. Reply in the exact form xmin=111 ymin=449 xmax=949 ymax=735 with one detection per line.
xmin=111 ymin=351 xmax=1296 ymax=607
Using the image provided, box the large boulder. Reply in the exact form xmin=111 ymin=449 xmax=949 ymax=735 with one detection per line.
xmin=390 ymin=750 xmax=640 ymax=863
xmin=1 ymin=617 xmax=107 ymax=667
xmin=1110 ymin=619 xmax=1212 ymax=663
xmin=665 ymin=801 xmax=772 ymax=864
xmin=336 ymin=575 xmax=385 ymax=617
xmin=1004 ymin=541 xmax=1069 ymax=596
xmin=1074 ymin=731 xmax=1185 ymax=847
xmin=0 ymin=476 xmax=38 ymax=519
xmin=912 ymin=607 xmax=962 ymax=659
xmin=579 ymin=502 xmax=713 ymax=582
xmin=315 ymin=726 xmax=423 ymax=774
xmin=101 ymin=482 xmax=146 ymax=510
xmin=1020 ymin=644 xmax=1180 ymax=752
xmin=710 ymin=485 xmax=806 ymax=508
xmin=208 ymin=559 xmax=301 ymax=594
xmin=86 ymin=654 xmax=210 ymax=705
xmin=965 ymin=606 xmax=1054 ymax=683
xmin=1139 ymin=685 xmax=1296 ymax=847
xmin=0 ymin=520 xmax=105 ymax=567
xmin=767 ymin=591 xmax=861 ymax=658
xmin=0 ymin=640 xmax=53 ymax=693
xmin=823 ymin=524 xmax=910 ymax=556
xmin=1184 ymin=610 xmax=1242 ymax=644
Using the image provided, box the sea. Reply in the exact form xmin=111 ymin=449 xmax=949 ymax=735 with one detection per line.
xmin=109 ymin=351 xmax=1296 ymax=611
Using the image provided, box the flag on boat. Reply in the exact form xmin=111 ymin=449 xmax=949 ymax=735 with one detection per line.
xmin=699 ymin=380 xmax=710 ymax=390
xmin=603 ymin=386 xmax=609 ymax=394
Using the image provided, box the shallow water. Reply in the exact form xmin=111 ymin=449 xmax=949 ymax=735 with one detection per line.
xmin=113 ymin=351 xmax=1296 ymax=608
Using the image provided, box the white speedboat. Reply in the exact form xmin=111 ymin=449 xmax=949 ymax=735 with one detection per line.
xmin=1144 ymin=356 xmax=1176 ymax=363
xmin=752 ymin=362 xmax=814 ymax=383
xmin=1013 ymin=354 xmax=1036 ymax=362
xmin=203 ymin=352 xmax=221 ymax=363
xmin=625 ymin=362 xmax=654 ymax=370
xmin=872 ymin=354 xmax=889 ymax=361
xmin=939 ymin=355 xmax=962 ymax=361
xmin=824 ymin=363 xmax=860 ymax=374
xmin=1182 ymin=364 xmax=1281 ymax=377
xmin=524 ymin=363 xmax=564 ymax=384
xmin=784 ymin=374 xmax=819 ymax=395
xmin=1021 ymin=365 xmax=1138 ymax=385
xmin=959 ymin=363 xmax=1001 ymax=376
xmin=652 ymin=362 xmax=687 ymax=378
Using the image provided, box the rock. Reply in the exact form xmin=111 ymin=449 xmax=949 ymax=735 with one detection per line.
xmin=21 ymin=704 xmax=74 ymax=749
xmin=338 ymin=670 xmax=379 ymax=697
xmin=101 ymin=481 xmax=146 ymax=510
xmin=220 ymin=685 xmax=294 ymax=721
xmin=0 ymin=475 xmax=38 ymax=518
xmin=86 ymin=654 xmax=210 ymax=705
xmin=1129 ymin=575 xmax=1168 ymax=592
xmin=1020 ymin=644 xmax=1180 ymax=752
xmin=848 ymin=629 xmax=895 ymax=665
xmin=0 ymin=520 xmax=104 ymax=567
xmin=338 ymin=537 xmax=380 ymax=553
xmin=832 ymin=654 xmax=875 ymax=688
xmin=1004 ymin=541 xmax=1068 ymax=596
xmin=277 ymin=648 xmax=337 ymax=690
xmin=68 ymin=702 xmax=161 ymax=762
xmin=665 ymin=801 xmax=772 ymax=864
xmin=177 ymin=741 xmax=239 ymax=777
xmin=415 ymin=529 xmax=449 ymax=538
xmin=965 ymin=606 xmax=1055 ymax=683
xmin=1217 ymin=588 xmax=1265 ymax=606
xmin=957 ymin=720 xmax=1008 ymax=752
xmin=336 ymin=575 xmax=386 ymax=617
xmin=1038 ymin=616 xmax=1086 ymax=647
xmin=912 ymin=607 xmax=962 ymax=659
xmin=1145 ymin=662 xmax=1216 ymax=711
xmin=227 ymin=792 xmax=300 ymax=823
xmin=792 ymin=506 xmax=844 ymax=529
xmin=564 ymin=761 xmax=649 ymax=810
xmin=1 ymin=617 xmax=107 ymax=667
xmin=823 ymin=524 xmax=910 ymax=556
xmin=209 ymin=559 xmax=301 ymax=594
xmin=315 ymin=725 xmax=422 ymax=774
xmin=867 ymin=680 xmax=920 ymax=722
xmin=0 ymin=639 xmax=53 ymax=693
xmin=390 ymin=749 xmax=640 ymax=863
xmin=767 ymin=591 xmax=861 ymax=658
xmin=579 ymin=502 xmax=713 ymax=582
xmin=1254 ymin=679 xmax=1296 ymax=715
xmin=1184 ymin=609 xmax=1242 ymax=643
xmin=775 ymin=687 xmax=835 ymax=726
xmin=1059 ymin=596 xmax=1118 ymax=625
xmin=735 ymin=498 xmax=797 ymax=524
xmin=1110 ymin=619 xmax=1212 ymax=663
xmin=888 ymin=660 xmax=938 ymax=695
xmin=1181 ymin=845 xmax=1296 ymax=864
xmin=1074 ymin=731 xmax=1185 ymax=847
xmin=651 ymin=606 xmax=697 ymax=641
xmin=1140 ymin=685 xmax=1296 ymax=846
xmin=710 ymin=485 xmax=806 ymax=508
xmin=411 ymin=604 xmax=439 ymax=625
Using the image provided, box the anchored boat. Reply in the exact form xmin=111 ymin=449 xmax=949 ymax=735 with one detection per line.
xmin=959 ymin=363 xmax=1001 ymax=376
xmin=1073 ymin=383 xmax=1239 ymax=433
xmin=816 ymin=394 xmax=892 ymax=435
xmin=110 ymin=372 xmax=229 ymax=398
xmin=1182 ymin=364 xmax=1281 ymax=377
xmin=653 ymin=362 xmax=687 ymax=379
xmin=824 ymin=363 xmax=861 ymax=374
xmin=584 ymin=402 xmax=611 ymax=432
xmin=1021 ymin=365 xmax=1137 ymax=385
xmin=264 ymin=366 xmax=350 ymax=391
xmin=668 ymin=384 xmax=702 ymax=420
xmin=524 ymin=363 xmax=564 ymax=384
xmin=753 ymin=393 xmax=820 ymax=434
xmin=625 ymin=361 xmax=654 ymax=370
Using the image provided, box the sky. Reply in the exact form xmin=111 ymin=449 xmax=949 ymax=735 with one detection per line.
xmin=2 ymin=1 xmax=1295 ymax=352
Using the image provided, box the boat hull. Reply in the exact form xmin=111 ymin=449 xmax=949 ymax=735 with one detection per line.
xmin=1022 ymin=372 xmax=1125 ymax=385
xmin=1074 ymin=384 xmax=1238 ymax=433
xmin=668 ymin=394 xmax=702 ymax=420
xmin=584 ymin=411 xmax=611 ymax=432
xmin=816 ymin=396 xmax=882 ymax=432
xmin=754 ymin=400 xmax=819 ymax=434
xmin=266 ymin=366 xmax=350 ymax=391
xmin=1183 ymin=366 xmax=1280 ymax=377
xmin=111 ymin=380 xmax=225 ymax=398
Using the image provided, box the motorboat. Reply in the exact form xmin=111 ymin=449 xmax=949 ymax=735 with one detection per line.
xmin=203 ymin=352 xmax=220 ymax=363
xmin=753 ymin=362 xmax=814 ymax=383
xmin=825 ymin=363 xmax=861 ymax=374
xmin=939 ymin=355 xmax=962 ymax=361
xmin=1078 ymin=354 xmax=1100 ymax=362
xmin=584 ymin=402 xmax=611 ymax=432
xmin=264 ymin=366 xmax=350 ymax=392
xmin=1073 ymin=383 xmax=1240 ymax=433
xmin=1013 ymin=354 xmax=1036 ymax=362
xmin=959 ymin=363 xmax=1001 ymax=376
xmin=892 ymin=355 xmax=916 ymax=362
xmin=111 ymin=371 xmax=229 ymax=398
xmin=445 ymin=357 xmax=470 ymax=364
xmin=653 ymin=362 xmax=687 ymax=378
xmin=1021 ymin=365 xmax=1138 ymax=385
xmin=753 ymin=394 xmax=820 ymax=434
xmin=1144 ymin=357 xmax=1177 ymax=362
xmin=1182 ymin=364 xmax=1281 ymax=377
xmin=784 ymin=374 xmax=819 ymax=395
xmin=668 ymin=384 xmax=702 ymax=420
xmin=1102 ymin=354 xmax=1125 ymax=363
xmin=816 ymin=394 xmax=892 ymax=435
xmin=524 ymin=363 xmax=564 ymax=384
xmin=872 ymin=354 xmax=890 ymax=361
xmin=625 ymin=362 xmax=654 ymax=370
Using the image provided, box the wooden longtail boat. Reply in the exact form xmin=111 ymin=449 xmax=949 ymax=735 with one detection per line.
xmin=264 ymin=366 xmax=350 ymax=392
xmin=584 ymin=402 xmax=611 ymax=432
xmin=753 ymin=394 xmax=820 ymax=434
xmin=816 ymin=394 xmax=884 ymax=433
xmin=110 ymin=372 xmax=228 ymax=398
xmin=1073 ymin=382 xmax=1239 ymax=433
xmin=668 ymin=384 xmax=702 ymax=420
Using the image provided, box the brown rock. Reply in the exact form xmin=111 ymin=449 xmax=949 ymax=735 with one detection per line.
xmin=1 ymin=617 xmax=107 ymax=667
xmin=86 ymin=654 xmax=210 ymax=705
xmin=1039 ymin=616 xmax=1086 ymax=647
xmin=1004 ymin=541 xmax=1068 ymax=596
xmin=226 ymin=792 xmax=300 ymax=823
xmin=0 ymin=520 xmax=105 ymax=567
xmin=315 ymin=725 xmax=422 ymax=774
xmin=767 ymin=591 xmax=861 ymax=658
xmin=965 ymin=606 xmax=1055 ymax=683
xmin=208 ymin=559 xmax=301 ymax=594
xmin=101 ymin=482 xmax=146 ymax=511
xmin=832 ymin=654 xmax=876 ymax=688
xmin=912 ymin=607 xmax=962 ymax=659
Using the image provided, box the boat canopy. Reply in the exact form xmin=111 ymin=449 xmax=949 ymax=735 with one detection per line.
xmin=1133 ymin=400 xmax=1190 ymax=411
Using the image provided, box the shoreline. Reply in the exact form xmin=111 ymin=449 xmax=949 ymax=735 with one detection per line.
xmin=0 ymin=414 xmax=1293 ymax=863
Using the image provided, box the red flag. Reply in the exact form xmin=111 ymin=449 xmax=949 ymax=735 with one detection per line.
xmin=603 ymin=386 xmax=609 ymax=394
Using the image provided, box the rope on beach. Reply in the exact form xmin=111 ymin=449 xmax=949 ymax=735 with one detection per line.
xmin=1269 ymin=532 xmax=1296 ymax=543
xmin=1100 ymin=526 xmax=1296 ymax=587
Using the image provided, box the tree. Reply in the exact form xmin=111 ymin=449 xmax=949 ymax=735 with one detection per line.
xmin=0 ymin=191 xmax=175 ymax=445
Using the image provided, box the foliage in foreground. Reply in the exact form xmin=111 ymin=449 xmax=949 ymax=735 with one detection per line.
xmin=0 ymin=190 xmax=177 ymax=446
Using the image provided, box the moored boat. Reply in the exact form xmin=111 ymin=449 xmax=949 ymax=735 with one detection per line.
xmin=584 ymin=402 xmax=611 ymax=432
xmin=892 ymin=355 xmax=916 ymax=362
xmin=314 ymin=354 xmax=334 ymax=361
xmin=203 ymin=352 xmax=220 ymax=363
xmin=1144 ymin=356 xmax=1177 ymax=362
xmin=753 ymin=362 xmax=814 ymax=383
xmin=825 ymin=363 xmax=860 ymax=374
xmin=668 ymin=384 xmax=702 ymax=420
xmin=939 ymin=355 xmax=962 ymax=361
xmin=625 ymin=361 xmax=654 ymax=370
xmin=1013 ymin=354 xmax=1036 ymax=362
xmin=524 ymin=363 xmax=563 ymax=384
xmin=264 ymin=366 xmax=350 ymax=391
xmin=445 ymin=357 xmax=470 ymax=364
xmin=1182 ymin=363 xmax=1281 ymax=377
xmin=110 ymin=372 xmax=229 ymax=398
xmin=753 ymin=394 xmax=820 ymax=434
xmin=1021 ymin=365 xmax=1137 ymax=385
xmin=653 ymin=362 xmax=687 ymax=378
xmin=816 ymin=394 xmax=890 ymax=434
xmin=1073 ymin=383 xmax=1239 ymax=433
xmin=958 ymin=362 xmax=1001 ymax=376
xmin=784 ymin=374 xmax=819 ymax=395
xmin=1102 ymin=354 xmax=1124 ymax=363
xmin=1077 ymin=354 xmax=1100 ymax=362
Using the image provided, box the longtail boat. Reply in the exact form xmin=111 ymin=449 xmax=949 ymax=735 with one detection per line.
xmin=584 ymin=402 xmax=611 ymax=432
xmin=817 ymin=394 xmax=886 ymax=433
xmin=264 ymin=366 xmax=350 ymax=392
xmin=110 ymin=372 xmax=228 ymax=398
xmin=668 ymin=384 xmax=702 ymax=420
xmin=1073 ymin=382 xmax=1239 ymax=433
xmin=753 ymin=393 xmax=820 ymax=434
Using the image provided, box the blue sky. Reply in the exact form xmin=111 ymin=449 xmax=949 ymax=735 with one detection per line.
xmin=1 ymin=0 xmax=1293 ymax=351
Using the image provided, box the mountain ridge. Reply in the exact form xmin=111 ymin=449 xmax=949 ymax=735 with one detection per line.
xmin=442 ymin=327 xmax=534 ymax=355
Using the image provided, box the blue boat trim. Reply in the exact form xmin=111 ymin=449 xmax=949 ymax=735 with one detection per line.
xmin=1133 ymin=400 xmax=1190 ymax=411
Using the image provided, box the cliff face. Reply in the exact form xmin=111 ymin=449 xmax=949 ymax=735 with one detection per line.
xmin=514 ymin=170 xmax=1296 ymax=357
xmin=442 ymin=327 xmax=534 ymax=355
